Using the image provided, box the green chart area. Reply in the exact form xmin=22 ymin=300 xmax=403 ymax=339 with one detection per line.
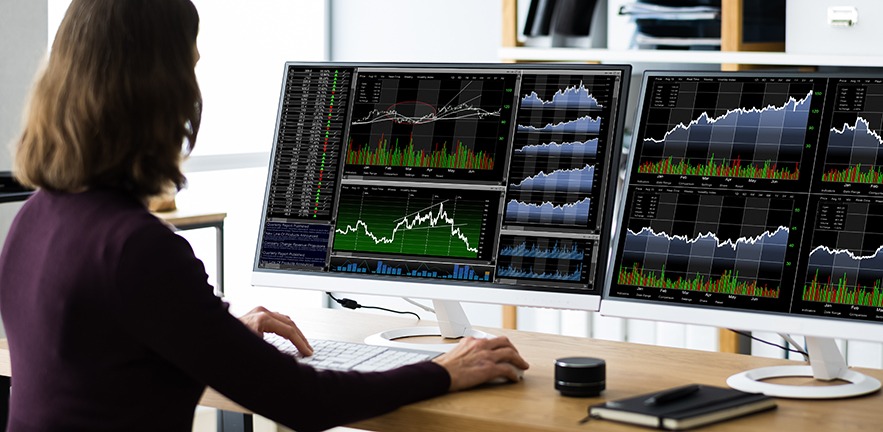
xmin=333 ymin=185 xmax=496 ymax=260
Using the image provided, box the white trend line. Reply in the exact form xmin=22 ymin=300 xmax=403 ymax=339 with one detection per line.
xmin=352 ymin=102 xmax=500 ymax=125
xmin=627 ymin=226 xmax=790 ymax=251
xmin=517 ymin=115 xmax=600 ymax=132
xmin=510 ymin=197 xmax=590 ymax=210
xmin=515 ymin=138 xmax=598 ymax=153
xmin=511 ymin=164 xmax=594 ymax=188
xmin=831 ymin=116 xmax=883 ymax=145
xmin=809 ymin=244 xmax=883 ymax=261
xmin=521 ymin=81 xmax=603 ymax=108
xmin=644 ymin=90 xmax=812 ymax=144
xmin=335 ymin=200 xmax=478 ymax=253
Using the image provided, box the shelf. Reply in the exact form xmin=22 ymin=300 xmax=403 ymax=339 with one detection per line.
xmin=499 ymin=47 xmax=883 ymax=68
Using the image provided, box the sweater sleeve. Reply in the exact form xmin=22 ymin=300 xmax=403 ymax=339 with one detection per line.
xmin=112 ymin=222 xmax=450 ymax=432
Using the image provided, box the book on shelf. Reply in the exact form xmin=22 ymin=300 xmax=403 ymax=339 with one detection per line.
xmin=589 ymin=384 xmax=776 ymax=430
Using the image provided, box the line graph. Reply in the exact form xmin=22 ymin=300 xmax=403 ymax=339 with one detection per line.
xmin=344 ymin=70 xmax=515 ymax=181
xmin=336 ymin=201 xmax=479 ymax=253
xmin=822 ymin=116 xmax=883 ymax=184
xmin=517 ymin=115 xmax=601 ymax=134
xmin=505 ymin=197 xmax=591 ymax=226
xmin=332 ymin=185 xmax=497 ymax=260
xmin=521 ymin=81 xmax=602 ymax=109
xmin=616 ymin=189 xmax=798 ymax=298
xmin=510 ymin=164 xmax=595 ymax=194
xmin=802 ymin=199 xmax=883 ymax=307
xmin=352 ymin=98 xmax=501 ymax=125
xmin=514 ymin=138 xmax=598 ymax=158
xmin=636 ymin=78 xmax=818 ymax=180
xmin=619 ymin=227 xmax=788 ymax=297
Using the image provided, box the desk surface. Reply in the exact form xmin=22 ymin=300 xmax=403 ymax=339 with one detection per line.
xmin=2 ymin=307 xmax=882 ymax=431
xmin=152 ymin=208 xmax=226 ymax=228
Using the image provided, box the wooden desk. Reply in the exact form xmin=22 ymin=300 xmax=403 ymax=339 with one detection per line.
xmin=153 ymin=209 xmax=226 ymax=296
xmin=196 ymin=307 xmax=883 ymax=432
xmin=2 ymin=307 xmax=882 ymax=431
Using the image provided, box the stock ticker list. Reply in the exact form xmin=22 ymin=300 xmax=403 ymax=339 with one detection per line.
xmin=267 ymin=67 xmax=352 ymax=220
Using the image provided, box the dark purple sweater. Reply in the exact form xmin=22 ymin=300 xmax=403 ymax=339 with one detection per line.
xmin=0 ymin=189 xmax=449 ymax=431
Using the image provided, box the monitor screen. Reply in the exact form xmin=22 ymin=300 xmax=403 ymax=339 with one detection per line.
xmin=252 ymin=62 xmax=629 ymax=312
xmin=604 ymin=72 xmax=883 ymax=341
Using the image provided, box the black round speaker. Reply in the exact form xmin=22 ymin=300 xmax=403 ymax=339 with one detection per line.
xmin=554 ymin=357 xmax=606 ymax=397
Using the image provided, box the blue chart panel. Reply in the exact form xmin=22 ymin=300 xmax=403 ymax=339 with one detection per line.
xmin=624 ymin=226 xmax=789 ymax=265
xmin=499 ymin=236 xmax=586 ymax=260
xmin=259 ymin=222 xmax=331 ymax=269
xmin=637 ymin=79 xmax=815 ymax=180
xmin=514 ymin=138 xmax=598 ymax=158
xmin=806 ymin=245 xmax=883 ymax=290
xmin=329 ymin=257 xmax=493 ymax=282
xmin=521 ymin=82 xmax=603 ymax=109
xmin=517 ymin=115 xmax=601 ymax=134
xmin=505 ymin=197 xmax=591 ymax=225
xmin=497 ymin=262 xmax=584 ymax=282
xmin=822 ymin=117 xmax=883 ymax=183
xmin=828 ymin=117 xmax=883 ymax=154
xmin=801 ymin=200 xmax=883 ymax=305
xmin=510 ymin=164 xmax=595 ymax=194
xmin=646 ymin=92 xmax=811 ymax=147
xmin=496 ymin=236 xmax=589 ymax=285
xmin=621 ymin=225 xmax=789 ymax=295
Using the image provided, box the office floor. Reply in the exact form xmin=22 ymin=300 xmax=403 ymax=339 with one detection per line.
xmin=191 ymin=408 xmax=360 ymax=432
xmin=191 ymin=408 xmax=291 ymax=432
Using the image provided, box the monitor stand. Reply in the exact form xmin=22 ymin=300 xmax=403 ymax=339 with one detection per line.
xmin=726 ymin=336 xmax=882 ymax=398
xmin=363 ymin=299 xmax=494 ymax=352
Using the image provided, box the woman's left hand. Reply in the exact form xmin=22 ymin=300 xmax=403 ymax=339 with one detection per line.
xmin=239 ymin=306 xmax=313 ymax=356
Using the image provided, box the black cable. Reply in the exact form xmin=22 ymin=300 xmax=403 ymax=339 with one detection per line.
xmin=326 ymin=292 xmax=421 ymax=320
xmin=729 ymin=329 xmax=809 ymax=359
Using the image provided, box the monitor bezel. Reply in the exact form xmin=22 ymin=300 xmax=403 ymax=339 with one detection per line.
xmin=601 ymin=70 xmax=883 ymax=343
xmin=252 ymin=61 xmax=632 ymax=311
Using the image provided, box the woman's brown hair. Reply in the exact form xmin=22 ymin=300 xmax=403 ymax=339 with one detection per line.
xmin=15 ymin=0 xmax=201 ymax=199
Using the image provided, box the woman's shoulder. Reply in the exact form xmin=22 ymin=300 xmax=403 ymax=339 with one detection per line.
xmin=25 ymin=188 xmax=172 ymax=241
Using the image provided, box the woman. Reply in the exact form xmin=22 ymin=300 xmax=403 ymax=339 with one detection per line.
xmin=0 ymin=1 xmax=528 ymax=430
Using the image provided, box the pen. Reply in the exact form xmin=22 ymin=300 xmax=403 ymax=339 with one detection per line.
xmin=643 ymin=384 xmax=701 ymax=406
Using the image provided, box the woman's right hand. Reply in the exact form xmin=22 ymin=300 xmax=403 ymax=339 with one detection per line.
xmin=432 ymin=336 xmax=529 ymax=391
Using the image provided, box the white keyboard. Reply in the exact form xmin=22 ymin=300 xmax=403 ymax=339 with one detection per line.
xmin=265 ymin=334 xmax=440 ymax=372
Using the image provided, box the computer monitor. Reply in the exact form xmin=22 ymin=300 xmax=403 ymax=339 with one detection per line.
xmin=252 ymin=62 xmax=630 ymax=348
xmin=603 ymin=71 xmax=883 ymax=398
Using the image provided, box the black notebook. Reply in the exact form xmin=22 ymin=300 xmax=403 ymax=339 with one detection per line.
xmin=589 ymin=385 xmax=776 ymax=430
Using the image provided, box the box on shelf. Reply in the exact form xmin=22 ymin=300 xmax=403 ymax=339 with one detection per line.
xmin=787 ymin=0 xmax=883 ymax=55
xmin=521 ymin=0 xmax=607 ymax=48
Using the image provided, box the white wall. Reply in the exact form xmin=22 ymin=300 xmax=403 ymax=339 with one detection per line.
xmin=0 ymin=0 xmax=49 ymax=339
xmin=1 ymin=1 xmax=47 ymax=170
xmin=190 ymin=0 xmax=328 ymax=157
xmin=329 ymin=0 xmax=501 ymax=62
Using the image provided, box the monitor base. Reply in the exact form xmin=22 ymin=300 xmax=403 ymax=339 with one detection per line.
xmin=727 ymin=365 xmax=881 ymax=399
xmin=364 ymin=326 xmax=494 ymax=353
xmin=363 ymin=299 xmax=494 ymax=352
xmin=727 ymin=336 xmax=882 ymax=399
